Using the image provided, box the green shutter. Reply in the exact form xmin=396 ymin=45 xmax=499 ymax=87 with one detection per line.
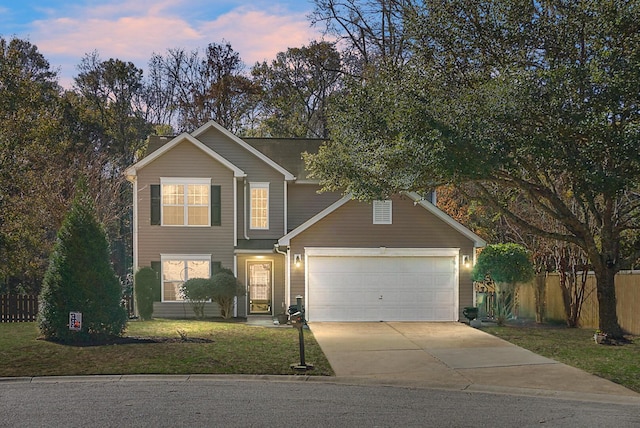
xmin=150 ymin=261 xmax=162 ymax=302
xmin=212 ymin=261 xmax=222 ymax=276
xmin=211 ymin=185 xmax=221 ymax=226
xmin=150 ymin=185 xmax=161 ymax=225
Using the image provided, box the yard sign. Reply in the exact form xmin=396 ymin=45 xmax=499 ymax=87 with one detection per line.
xmin=69 ymin=312 xmax=82 ymax=331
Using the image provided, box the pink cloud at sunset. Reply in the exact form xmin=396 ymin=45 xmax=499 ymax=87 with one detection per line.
xmin=5 ymin=0 xmax=325 ymax=87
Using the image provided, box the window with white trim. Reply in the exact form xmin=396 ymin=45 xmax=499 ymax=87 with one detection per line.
xmin=161 ymin=255 xmax=211 ymax=302
xmin=373 ymin=200 xmax=392 ymax=224
xmin=250 ymin=182 xmax=269 ymax=229
xmin=161 ymin=178 xmax=210 ymax=226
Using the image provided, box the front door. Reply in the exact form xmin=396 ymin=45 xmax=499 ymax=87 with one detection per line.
xmin=248 ymin=261 xmax=272 ymax=314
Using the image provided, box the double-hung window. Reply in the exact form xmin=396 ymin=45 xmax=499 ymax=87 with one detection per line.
xmin=250 ymin=182 xmax=269 ymax=230
xmin=161 ymin=255 xmax=211 ymax=302
xmin=161 ymin=178 xmax=210 ymax=226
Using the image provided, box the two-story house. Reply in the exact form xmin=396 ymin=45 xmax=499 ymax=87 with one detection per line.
xmin=125 ymin=121 xmax=486 ymax=322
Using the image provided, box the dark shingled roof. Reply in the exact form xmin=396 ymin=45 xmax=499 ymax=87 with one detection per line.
xmin=235 ymin=239 xmax=279 ymax=251
xmin=143 ymin=135 xmax=325 ymax=181
xmin=243 ymin=137 xmax=325 ymax=181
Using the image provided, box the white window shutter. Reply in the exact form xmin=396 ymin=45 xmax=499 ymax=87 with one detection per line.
xmin=373 ymin=200 xmax=392 ymax=224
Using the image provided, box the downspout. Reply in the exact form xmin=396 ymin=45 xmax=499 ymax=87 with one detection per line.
xmin=233 ymin=253 xmax=238 ymax=318
xmin=283 ymin=181 xmax=288 ymax=235
xmin=130 ymin=176 xmax=139 ymax=318
xmin=243 ymin=178 xmax=250 ymax=240
xmin=274 ymin=244 xmax=290 ymax=312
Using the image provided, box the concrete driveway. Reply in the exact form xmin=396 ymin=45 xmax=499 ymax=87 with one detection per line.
xmin=309 ymin=322 xmax=640 ymax=403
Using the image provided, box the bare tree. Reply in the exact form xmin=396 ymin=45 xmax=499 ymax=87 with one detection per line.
xmin=145 ymin=42 xmax=259 ymax=133
xmin=310 ymin=0 xmax=413 ymax=76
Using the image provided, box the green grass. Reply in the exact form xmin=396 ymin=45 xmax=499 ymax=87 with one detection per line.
xmin=0 ymin=319 xmax=333 ymax=377
xmin=482 ymin=324 xmax=640 ymax=393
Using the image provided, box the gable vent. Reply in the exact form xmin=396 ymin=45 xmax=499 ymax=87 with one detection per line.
xmin=373 ymin=200 xmax=392 ymax=224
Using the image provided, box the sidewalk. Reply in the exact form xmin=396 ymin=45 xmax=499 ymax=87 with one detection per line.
xmin=309 ymin=322 xmax=640 ymax=404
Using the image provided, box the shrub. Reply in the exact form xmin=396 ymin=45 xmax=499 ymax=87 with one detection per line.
xmin=472 ymin=243 xmax=534 ymax=285
xmin=38 ymin=181 xmax=127 ymax=343
xmin=472 ymin=243 xmax=534 ymax=325
xmin=134 ymin=267 xmax=157 ymax=320
xmin=180 ymin=278 xmax=213 ymax=318
xmin=211 ymin=268 xmax=245 ymax=319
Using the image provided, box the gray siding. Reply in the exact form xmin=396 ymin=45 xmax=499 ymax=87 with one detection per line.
xmin=288 ymin=195 xmax=477 ymax=319
xmin=135 ymin=140 xmax=235 ymax=270
xmin=153 ymin=302 xmax=221 ymax=319
xmin=287 ymin=183 xmax=342 ymax=231
xmin=197 ymin=127 xmax=288 ymax=239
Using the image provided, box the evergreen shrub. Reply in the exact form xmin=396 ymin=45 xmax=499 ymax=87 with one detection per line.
xmin=38 ymin=181 xmax=127 ymax=343
xmin=134 ymin=267 xmax=157 ymax=320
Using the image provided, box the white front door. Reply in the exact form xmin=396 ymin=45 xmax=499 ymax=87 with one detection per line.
xmin=248 ymin=261 xmax=272 ymax=314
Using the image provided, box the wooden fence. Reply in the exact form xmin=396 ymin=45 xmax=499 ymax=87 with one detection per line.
xmin=0 ymin=294 xmax=135 ymax=323
xmin=0 ymin=294 xmax=38 ymax=322
xmin=515 ymin=271 xmax=640 ymax=335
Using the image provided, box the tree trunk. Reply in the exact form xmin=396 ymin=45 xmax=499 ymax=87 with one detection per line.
xmin=594 ymin=266 xmax=624 ymax=338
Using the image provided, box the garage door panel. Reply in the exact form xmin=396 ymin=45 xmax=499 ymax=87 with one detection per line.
xmin=307 ymin=254 xmax=457 ymax=322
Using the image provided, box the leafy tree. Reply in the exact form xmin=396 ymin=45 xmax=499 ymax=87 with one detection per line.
xmin=0 ymin=37 xmax=74 ymax=294
xmin=251 ymin=41 xmax=343 ymax=138
xmin=134 ymin=267 xmax=157 ymax=320
xmin=73 ymin=53 xmax=152 ymax=278
xmin=38 ymin=180 xmax=127 ymax=343
xmin=74 ymin=52 xmax=151 ymax=166
xmin=306 ymin=0 xmax=640 ymax=339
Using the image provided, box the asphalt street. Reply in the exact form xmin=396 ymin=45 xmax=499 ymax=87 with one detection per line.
xmin=1 ymin=377 xmax=639 ymax=427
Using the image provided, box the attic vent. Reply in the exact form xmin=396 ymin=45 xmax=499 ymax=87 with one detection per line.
xmin=373 ymin=200 xmax=392 ymax=224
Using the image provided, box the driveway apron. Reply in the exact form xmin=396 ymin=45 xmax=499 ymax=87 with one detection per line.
xmin=309 ymin=322 xmax=640 ymax=402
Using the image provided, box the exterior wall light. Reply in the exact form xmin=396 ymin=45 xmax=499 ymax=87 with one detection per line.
xmin=462 ymin=255 xmax=471 ymax=269
xmin=294 ymin=254 xmax=302 ymax=267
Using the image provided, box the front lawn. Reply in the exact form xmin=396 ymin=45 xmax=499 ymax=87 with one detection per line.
xmin=0 ymin=319 xmax=333 ymax=377
xmin=482 ymin=324 xmax=640 ymax=393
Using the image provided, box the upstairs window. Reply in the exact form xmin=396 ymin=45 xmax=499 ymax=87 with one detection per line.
xmin=250 ymin=182 xmax=269 ymax=230
xmin=161 ymin=178 xmax=210 ymax=226
xmin=373 ymin=200 xmax=392 ymax=224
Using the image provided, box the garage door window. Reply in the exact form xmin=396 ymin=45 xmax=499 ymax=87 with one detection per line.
xmin=373 ymin=200 xmax=392 ymax=224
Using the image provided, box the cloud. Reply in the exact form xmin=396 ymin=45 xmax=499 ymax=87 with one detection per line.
xmin=199 ymin=7 xmax=320 ymax=66
xmin=22 ymin=0 xmax=324 ymax=87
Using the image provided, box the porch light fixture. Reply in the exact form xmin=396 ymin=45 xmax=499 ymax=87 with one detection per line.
xmin=294 ymin=254 xmax=302 ymax=267
xmin=462 ymin=255 xmax=471 ymax=269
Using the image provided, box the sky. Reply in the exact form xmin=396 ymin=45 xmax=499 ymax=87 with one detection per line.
xmin=0 ymin=0 xmax=326 ymax=88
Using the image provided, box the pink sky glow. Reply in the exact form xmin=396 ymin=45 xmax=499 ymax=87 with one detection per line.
xmin=4 ymin=0 xmax=325 ymax=88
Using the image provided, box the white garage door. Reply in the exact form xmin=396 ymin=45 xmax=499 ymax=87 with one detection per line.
xmin=306 ymin=249 xmax=459 ymax=322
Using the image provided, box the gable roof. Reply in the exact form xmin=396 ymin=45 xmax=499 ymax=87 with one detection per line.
xmin=278 ymin=192 xmax=487 ymax=247
xmin=130 ymin=121 xmax=323 ymax=183
xmin=192 ymin=121 xmax=296 ymax=181
xmin=243 ymin=138 xmax=324 ymax=182
xmin=124 ymin=132 xmax=246 ymax=180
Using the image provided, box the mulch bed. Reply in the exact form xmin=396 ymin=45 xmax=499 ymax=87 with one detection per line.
xmin=40 ymin=336 xmax=214 ymax=347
